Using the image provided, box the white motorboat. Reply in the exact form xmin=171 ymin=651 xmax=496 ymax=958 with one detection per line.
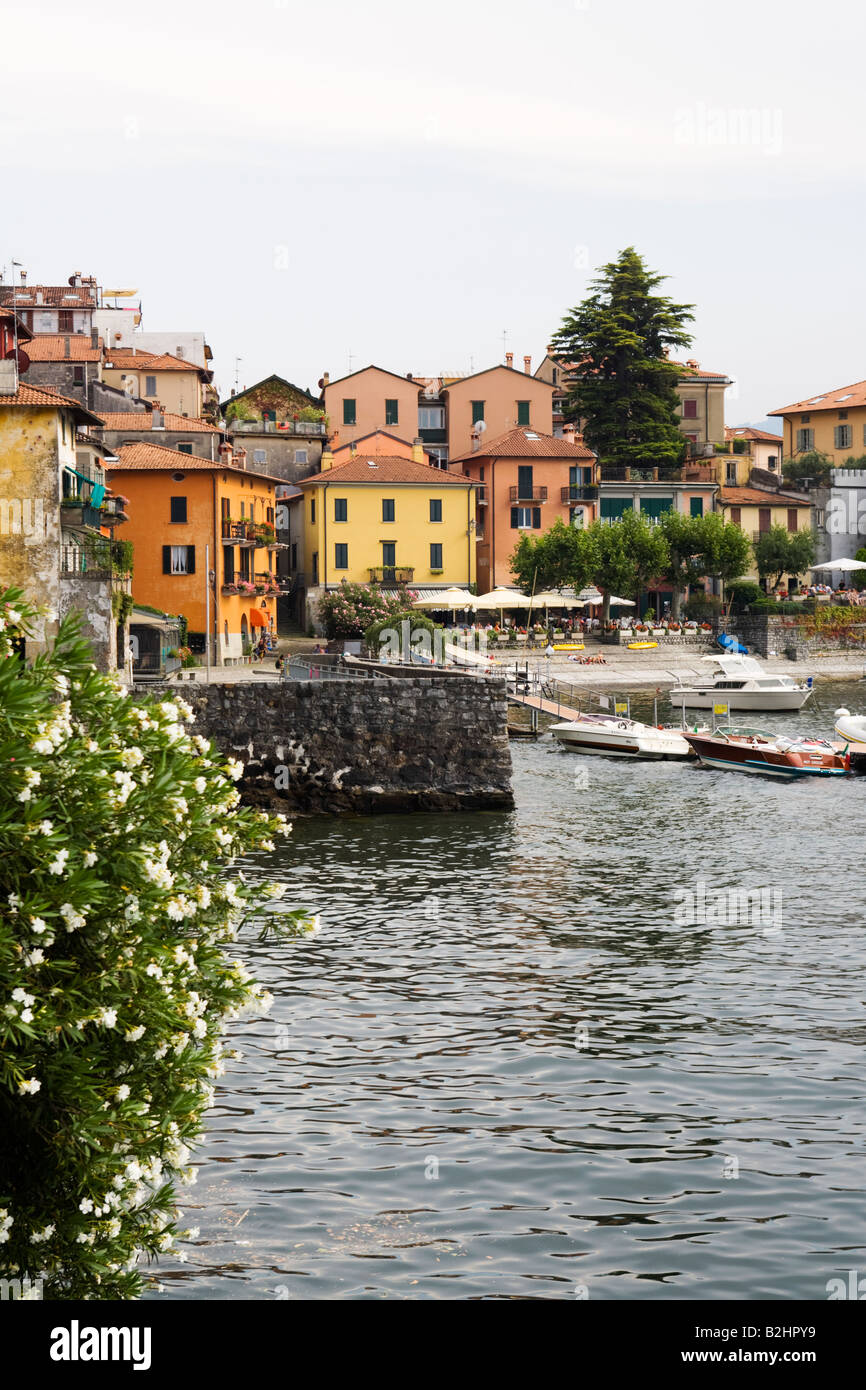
xmin=834 ymin=708 xmax=866 ymax=747
xmin=668 ymin=655 xmax=813 ymax=712
xmin=550 ymin=712 xmax=695 ymax=760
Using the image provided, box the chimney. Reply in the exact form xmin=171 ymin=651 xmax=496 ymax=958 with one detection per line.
xmin=505 ymin=352 xmax=513 ymax=369
xmin=218 ymin=441 xmax=233 ymax=468
xmin=234 ymin=445 xmax=247 ymax=470
xmin=91 ymin=328 xmax=99 ymax=349
xmin=523 ymin=355 xmax=532 ymax=375
xmin=320 ymin=449 xmax=334 ymax=472
xmin=322 ymin=371 xmax=330 ymax=388
xmin=563 ymin=423 xmax=576 ymax=443
xmin=412 ymin=437 xmax=424 ymax=464
xmin=406 ymin=372 xmax=414 ymax=380
xmin=19 ymin=270 xmax=26 ymax=285
xmin=151 ymin=402 xmax=164 ymax=430
xmin=64 ymin=336 xmax=70 ymax=357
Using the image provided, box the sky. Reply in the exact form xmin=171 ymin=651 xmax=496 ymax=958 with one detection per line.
xmin=3 ymin=0 xmax=865 ymax=427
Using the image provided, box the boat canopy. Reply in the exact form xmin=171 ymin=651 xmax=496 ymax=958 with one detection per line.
xmin=700 ymin=655 xmax=764 ymax=676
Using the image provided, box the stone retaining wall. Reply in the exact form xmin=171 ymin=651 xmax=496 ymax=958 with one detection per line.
xmin=186 ymin=674 xmax=514 ymax=815
xmin=728 ymin=613 xmax=866 ymax=659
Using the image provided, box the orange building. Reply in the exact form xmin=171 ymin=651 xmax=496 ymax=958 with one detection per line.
xmin=108 ymin=439 xmax=282 ymax=663
xmin=451 ymin=426 xmax=597 ymax=589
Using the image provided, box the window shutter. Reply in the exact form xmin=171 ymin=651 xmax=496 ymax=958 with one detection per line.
xmin=533 ymin=508 xmax=541 ymax=529
xmin=162 ymin=545 xmax=172 ymax=574
xmin=187 ymin=546 xmax=195 ymax=574
xmin=510 ymin=507 xmax=519 ymax=528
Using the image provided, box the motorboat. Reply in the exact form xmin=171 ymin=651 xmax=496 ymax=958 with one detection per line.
xmin=834 ymin=708 xmax=866 ymax=747
xmin=668 ymin=655 xmax=813 ymax=711
xmin=550 ymin=712 xmax=695 ymax=760
xmin=683 ymin=728 xmax=848 ymax=778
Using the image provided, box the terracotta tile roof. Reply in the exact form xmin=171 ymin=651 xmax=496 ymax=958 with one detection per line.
xmin=0 ymin=285 xmax=97 ymax=309
xmin=451 ymin=426 xmax=595 ymax=463
xmin=109 ymin=439 xmax=283 ymax=483
xmin=298 ymin=455 xmax=473 ymax=486
xmin=23 ymin=334 xmax=102 ymax=361
xmin=103 ymin=349 xmax=202 ymax=374
xmin=552 ymin=355 xmax=731 ymax=383
xmin=96 ymin=411 xmax=220 ymax=433
xmin=719 ymin=487 xmax=810 ymax=506
xmin=0 ymin=380 xmax=104 ymax=425
xmin=769 ymin=380 xmax=866 ymax=415
xmin=0 ymin=306 xmax=33 ymax=339
xmin=725 ymin=426 xmax=783 ymax=443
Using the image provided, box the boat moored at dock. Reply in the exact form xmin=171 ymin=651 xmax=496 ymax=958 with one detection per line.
xmin=683 ymin=728 xmax=849 ymax=778
xmin=669 ymin=655 xmax=813 ymax=712
xmin=550 ymin=712 xmax=695 ymax=760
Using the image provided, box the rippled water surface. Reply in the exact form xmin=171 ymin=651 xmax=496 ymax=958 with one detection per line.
xmin=155 ymin=681 xmax=866 ymax=1300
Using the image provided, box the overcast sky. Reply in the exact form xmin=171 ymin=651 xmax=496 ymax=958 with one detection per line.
xmin=3 ymin=0 xmax=863 ymax=426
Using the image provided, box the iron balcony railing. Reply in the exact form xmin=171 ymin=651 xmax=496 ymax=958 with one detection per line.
xmin=368 ymin=566 xmax=414 ymax=584
xmin=229 ymin=419 xmax=327 ymax=436
xmin=560 ymin=484 xmax=598 ymax=502
xmin=509 ymin=485 xmax=548 ymax=502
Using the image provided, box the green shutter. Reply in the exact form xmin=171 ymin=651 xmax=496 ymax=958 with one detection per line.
xmin=186 ymin=546 xmax=195 ymax=575
xmin=532 ymin=508 xmax=541 ymax=529
xmin=690 ymin=496 xmax=704 ymax=517
xmin=162 ymin=545 xmax=171 ymax=574
xmin=510 ymin=507 xmax=519 ymax=528
xmin=517 ymin=401 xmax=530 ymax=426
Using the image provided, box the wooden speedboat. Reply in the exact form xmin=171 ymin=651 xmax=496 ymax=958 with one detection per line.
xmin=550 ymin=712 xmax=695 ymax=760
xmin=683 ymin=728 xmax=849 ymax=778
xmin=669 ymin=655 xmax=813 ymax=711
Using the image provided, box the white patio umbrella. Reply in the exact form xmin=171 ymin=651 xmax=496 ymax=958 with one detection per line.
xmin=527 ymin=591 xmax=585 ymax=624
xmin=608 ymin=596 xmax=636 ymax=608
xmin=811 ymin=558 xmax=866 ymax=573
xmin=472 ymin=587 xmax=532 ymax=626
xmin=413 ymin=588 xmax=474 ymax=620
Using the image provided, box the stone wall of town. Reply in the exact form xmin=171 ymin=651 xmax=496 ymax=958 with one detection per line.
xmin=729 ymin=613 xmax=866 ymax=658
xmin=186 ymin=674 xmax=514 ymax=815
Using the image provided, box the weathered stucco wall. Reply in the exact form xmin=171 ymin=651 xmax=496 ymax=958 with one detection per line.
xmin=0 ymin=406 xmax=62 ymax=654
xmin=185 ymin=675 xmax=514 ymax=815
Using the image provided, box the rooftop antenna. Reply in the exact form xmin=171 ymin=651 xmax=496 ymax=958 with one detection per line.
xmin=234 ymin=356 xmax=242 ymax=393
xmin=10 ymin=260 xmax=22 ymax=368
xmin=347 ymin=348 xmax=354 ymax=373
xmin=469 ymin=354 xmax=474 ymax=373
xmin=501 ymin=328 xmax=509 ymax=362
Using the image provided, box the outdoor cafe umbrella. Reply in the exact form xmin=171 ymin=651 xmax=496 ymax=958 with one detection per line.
xmin=413 ymin=588 xmax=474 ymax=621
xmin=472 ymin=587 xmax=533 ymax=626
xmin=811 ymin=558 xmax=866 ymax=574
xmin=527 ymin=590 xmax=585 ymax=625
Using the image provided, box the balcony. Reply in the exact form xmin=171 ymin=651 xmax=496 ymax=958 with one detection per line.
xmin=599 ymin=466 xmax=691 ymax=483
xmin=475 ymin=485 xmax=488 ymax=505
xmin=368 ymin=566 xmax=414 ymax=585
xmin=221 ymin=519 xmax=278 ymax=547
xmin=228 ymin=419 xmax=327 ymax=437
xmin=560 ymin=485 xmax=598 ymax=502
xmin=509 ymin=485 xmax=548 ymax=503
xmin=60 ymin=500 xmax=105 ymax=531
xmin=682 ymin=463 xmax=719 ymax=483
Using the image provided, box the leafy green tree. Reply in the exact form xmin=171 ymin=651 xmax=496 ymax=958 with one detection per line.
xmin=852 ymin=546 xmax=866 ymax=590
xmin=551 ymin=247 xmax=694 ymax=470
xmin=509 ymin=520 xmax=593 ymax=593
xmin=0 ymin=590 xmax=313 ymax=1299
xmin=781 ymin=450 xmax=833 ymax=488
xmin=583 ymin=510 xmax=670 ymax=622
xmin=754 ymin=525 xmax=816 ymax=588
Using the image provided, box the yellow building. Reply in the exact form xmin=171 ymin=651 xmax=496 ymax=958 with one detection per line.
xmin=102 ymin=348 xmax=210 ymax=418
xmin=715 ymin=486 xmax=812 ymax=588
xmin=296 ymin=449 xmax=476 ymax=631
xmin=770 ymin=378 xmax=866 ymax=466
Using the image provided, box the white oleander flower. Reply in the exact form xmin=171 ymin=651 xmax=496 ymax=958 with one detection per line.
xmin=17 ymin=787 xmax=32 ymax=803
xmin=99 ymin=1008 xmax=118 ymax=1029
xmin=115 ymin=1084 xmax=130 ymax=1101
xmin=124 ymin=1025 xmax=146 ymax=1042
xmin=193 ymin=777 xmax=207 ymax=794
xmin=83 ymin=851 xmax=97 ymax=867
xmin=30 ymin=917 xmax=47 ymax=934
xmin=18 ymin=1079 xmax=41 ymax=1095
xmin=79 ymin=1197 xmax=94 ymax=1214
xmin=47 ymin=849 xmax=69 ymax=875
xmin=32 ymin=738 xmax=54 ymax=756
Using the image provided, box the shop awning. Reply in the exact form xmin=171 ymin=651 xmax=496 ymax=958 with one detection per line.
xmin=248 ymin=609 xmax=268 ymax=627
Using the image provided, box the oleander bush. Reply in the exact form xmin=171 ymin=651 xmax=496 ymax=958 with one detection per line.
xmin=0 ymin=589 xmax=313 ymax=1299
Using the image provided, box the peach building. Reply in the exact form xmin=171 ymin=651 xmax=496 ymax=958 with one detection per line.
xmin=108 ymin=439 xmax=282 ymax=663
xmin=331 ymin=430 xmax=434 ymax=465
xmin=442 ymin=359 xmax=554 ymax=463
xmin=102 ymin=348 xmax=210 ymax=418
xmin=451 ymin=426 xmax=597 ymax=590
xmin=323 ymin=366 xmax=423 ymax=453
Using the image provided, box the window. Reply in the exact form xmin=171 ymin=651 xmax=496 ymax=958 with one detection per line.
xmin=730 ymin=506 xmax=741 ymax=526
xmin=429 ymin=498 xmax=442 ymax=523
xmin=310 ymin=497 xmax=316 ymax=523
xmin=796 ymin=428 xmax=814 ymax=452
xmin=517 ymin=465 xmax=534 ymax=499
xmin=145 ymin=375 xmax=157 ymax=396
xmin=517 ymin=400 xmax=530 ymax=426
xmin=170 ymin=496 xmax=187 ymax=523
xmin=726 ymin=461 xmax=737 ymax=483
xmin=686 ymin=433 xmax=698 ymax=443
xmin=223 ymin=546 xmax=234 ymax=583
xmin=253 ymin=448 xmax=267 ymax=465
xmin=385 ymin=399 xmax=399 ymax=426
xmin=758 ymin=507 xmax=771 ymax=533
xmin=767 ymin=455 xmax=778 ymax=469
xmin=430 ymin=543 xmax=443 ymax=570
xmin=690 ymin=496 xmax=704 ymax=517
xmin=58 ymin=310 xmax=73 ymax=332
xmin=334 ymin=497 xmax=347 ymax=522
xmin=510 ymin=507 xmax=541 ymax=529
xmin=381 ymin=541 xmax=396 ymax=567
xmin=838 ymin=409 xmax=848 ymax=419
xmin=835 ymin=425 xmax=852 ymax=449
xmin=312 ymin=551 xmax=319 ymax=583
xmin=800 ymin=414 xmax=811 ymax=422
xmin=334 ymin=543 xmax=348 ymax=569
xmin=72 ymin=365 xmax=85 ymax=386
xmin=163 ymin=545 xmax=195 ymax=574
xmin=787 ymin=508 xmax=799 ymax=533
xmin=382 ymin=499 xmax=395 ymax=523
xmin=683 ymin=399 xmax=698 ymax=419
xmin=427 ymin=448 xmax=449 ymax=469
xmin=295 ymin=449 xmax=308 ymax=465
xmin=342 ymin=399 xmax=356 ymax=425
xmin=471 ymin=401 xmax=485 ymax=425
xmin=418 ymin=406 xmax=445 ymax=430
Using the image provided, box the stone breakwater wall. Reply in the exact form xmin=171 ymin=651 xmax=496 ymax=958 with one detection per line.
xmin=729 ymin=613 xmax=866 ymax=658
xmin=187 ymin=676 xmax=514 ymax=816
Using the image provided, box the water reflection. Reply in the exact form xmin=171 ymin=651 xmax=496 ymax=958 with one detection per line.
xmin=151 ymin=680 xmax=866 ymax=1301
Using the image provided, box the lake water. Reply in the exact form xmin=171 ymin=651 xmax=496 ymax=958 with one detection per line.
xmin=153 ymin=679 xmax=866 ymax=1301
